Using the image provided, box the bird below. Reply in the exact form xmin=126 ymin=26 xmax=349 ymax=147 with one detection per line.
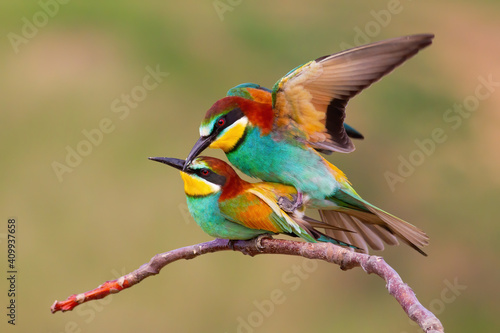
xmin=184 ymin=34 xmax=433 ymax=255
xmin=149 ymin=155 xmax=359 ymax=250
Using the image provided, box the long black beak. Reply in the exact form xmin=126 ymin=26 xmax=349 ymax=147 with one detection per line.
xmin=148 ymin=157 xmax=186 ymax=171
xmin=184 ymin=135 xmax=213 ymax=170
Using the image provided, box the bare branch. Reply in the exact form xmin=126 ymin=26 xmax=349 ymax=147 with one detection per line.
xmin=50 ymin=237 xmax=444 ymax=332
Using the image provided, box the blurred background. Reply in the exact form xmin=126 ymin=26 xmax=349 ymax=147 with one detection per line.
xmin=1 ymin=1 xmax=499 ymax=332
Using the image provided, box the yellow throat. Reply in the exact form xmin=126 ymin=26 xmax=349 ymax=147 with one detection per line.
xmin=209 ymin=117 xmax=247 ymax=152
xmin=180 ymin=172 xmax=220 ymax=196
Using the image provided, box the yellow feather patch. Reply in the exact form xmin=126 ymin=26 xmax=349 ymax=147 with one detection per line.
xmin=276 ymin=61 xmax=329 ymax=142
xmin=323 ymin=159 xmax=350 ymax=184
xmin=180 ymin=172 xmax=220 ymax=196
xmin=247 ymin=188 xmax=304 ymax=236
xmin=287 ymin=85 xmax=325 ymax=132
xmin=209 ymin=117 xmax=247 ymax=152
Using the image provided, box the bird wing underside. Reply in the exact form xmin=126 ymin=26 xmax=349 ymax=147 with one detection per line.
xmin=272 ymin=34 xmax=434 ymax=153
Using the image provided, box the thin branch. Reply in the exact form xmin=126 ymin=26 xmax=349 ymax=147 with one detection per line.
xmin=50 ymin=237 xmax=444 ymax=333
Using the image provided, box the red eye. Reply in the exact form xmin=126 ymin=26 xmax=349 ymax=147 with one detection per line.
xmin=200 ymin=169 xmax=210 ymax=176
xmin=217 ymin=118 xmax=226 ymax=127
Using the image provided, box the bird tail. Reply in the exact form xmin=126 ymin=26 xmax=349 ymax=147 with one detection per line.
xmin=314 ymin=231 xmax=362 ymax=251
xmin=320 ymin=190 xmax=429 ymax=256
xmin=294 ymin=216 xmax=361 ymax=251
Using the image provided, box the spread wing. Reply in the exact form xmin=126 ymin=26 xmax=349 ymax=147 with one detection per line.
xmin=272 ymin=34 xmax=434 ymax=153
xmin=227 ymin=83 xmax=365 ymax=144
xmin=218 ymin=184 xmax=316 ymax=242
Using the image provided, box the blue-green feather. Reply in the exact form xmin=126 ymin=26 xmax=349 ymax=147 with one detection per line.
xmin=227 ymin=126 xmax=340 ymax=203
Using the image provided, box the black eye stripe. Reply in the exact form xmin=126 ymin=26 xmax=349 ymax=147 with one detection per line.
xmin=190 ymin=168 xmax=227 ymax=186
xmin=214 ymin=108 xmax=244 ymax=132
xmin=201 ymin=170 xmax=226 ymax=186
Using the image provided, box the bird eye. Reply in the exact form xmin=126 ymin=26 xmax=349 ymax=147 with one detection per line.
xmin=200 ymin=169 xmax=210 ymax=176
xmin=216 ymin=118 xmax=226 ymax=127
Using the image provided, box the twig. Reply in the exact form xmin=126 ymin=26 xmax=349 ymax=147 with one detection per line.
xmin=50 ymin=237 xmax=444 ymax=332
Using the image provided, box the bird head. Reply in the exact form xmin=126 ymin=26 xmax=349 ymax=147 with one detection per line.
xmin=149 ymin=156 xmax=242 ymax=198
xmin=185 ymin=96 xmax=273 ymax=168
xmin=226 ymin=83 xmax=272 ymax=104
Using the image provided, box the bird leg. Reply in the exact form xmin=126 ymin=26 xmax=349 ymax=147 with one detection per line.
xmin=255 ymin=234 xmax=273 ymax=251
xmin=227 ymin=239 xmax=237 ymax=251
xmin=278 ymin=191 xmax=303 ymax=213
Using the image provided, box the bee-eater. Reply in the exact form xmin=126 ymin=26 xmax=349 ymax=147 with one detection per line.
xmin=149 ymin=155 xmax=358 ymax=249
xmin=184 ymin=34 xmax=434 ymax=255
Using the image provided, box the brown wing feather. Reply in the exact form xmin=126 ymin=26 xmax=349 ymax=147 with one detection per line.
xmin=320 ymin=210 xmax=400 ymax=254
xmin=273 ymin=34 xmax=434 ymax=153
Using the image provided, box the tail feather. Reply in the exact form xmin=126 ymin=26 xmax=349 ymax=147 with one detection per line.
xmin=293 ymin=216 xmax=361 ymax=251
xmin=320 ymin=210 xmax=374 ymax=253
xmin=321 ymin=210 xmax=404 ymax=254
xmin=302 ymin=215 xmax=354 ymax=233
xmin=320 ymin=190 xmax=429 ymax=255
xmin=366 ymin=224 xmax=399 ymax=246
xmin=339 ymin=213 xmax=385 ymax=250
xmin=364 ymin=204 xmax=428 ymax=256
xmin=316 ymin=234 xmax=361 ymax=250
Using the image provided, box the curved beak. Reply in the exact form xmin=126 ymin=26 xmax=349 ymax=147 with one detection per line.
xmin=184 ymin=135 xmax=213 ymax=170
xmin=148 ymin=157 xmax=186 ymax=171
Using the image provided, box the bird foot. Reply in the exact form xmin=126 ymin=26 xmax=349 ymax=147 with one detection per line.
xmin=255 ymin=234 xmax=273 ymax=251
xmin=227 ymin=239 xmax=237 ymax=251
xmin=278 ymin=191 xmax=303 ymax=213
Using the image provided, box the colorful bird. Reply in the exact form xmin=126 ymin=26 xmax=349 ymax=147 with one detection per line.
xmin=149 ymin=155 xmax=358 ymax=249
xmin=184 ymin=34 xmax=434 ymax=255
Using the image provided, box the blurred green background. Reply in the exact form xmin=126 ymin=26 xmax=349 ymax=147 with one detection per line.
xmin=1 ymin=1 xmax=499 ymax=332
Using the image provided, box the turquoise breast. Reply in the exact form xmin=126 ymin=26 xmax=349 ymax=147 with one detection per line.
xmin=185 ymin=193 xmax=271 ymax=240
xmin=227 ymin=126 xmax=339 ymax=201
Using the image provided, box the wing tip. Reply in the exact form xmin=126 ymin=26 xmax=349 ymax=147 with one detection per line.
xmin=315 ymin=33 xmax=435 ymax=64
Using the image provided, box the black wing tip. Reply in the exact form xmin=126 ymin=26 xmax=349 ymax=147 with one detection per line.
xmin=344 ymin=124 xmax=365 ymax=140
xmin=352 ymin=133 xmax=364 ymax=140
xmin=411 ymin=243 xmax=428 ymax=256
